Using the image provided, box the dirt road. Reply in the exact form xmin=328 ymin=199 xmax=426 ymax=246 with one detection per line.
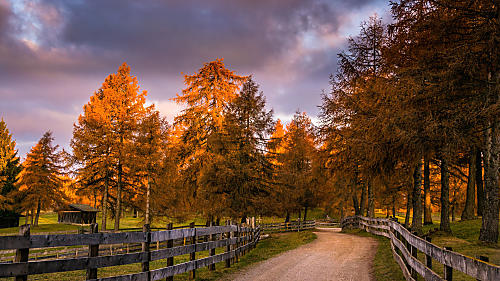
xmin=226 ymin=228 xmax=378 ymax=281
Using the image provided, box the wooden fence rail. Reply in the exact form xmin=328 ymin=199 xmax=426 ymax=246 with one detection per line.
xmin=0 ymin=223 xmax=261 ymax=281
xmin=259 ymin=220 xmax=317 ymax=232
xmin=341 ymin=216 xmax=500 ymax=281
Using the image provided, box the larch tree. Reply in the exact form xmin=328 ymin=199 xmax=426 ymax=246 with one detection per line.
xmin=72 ymin=62 xmax=148 ymax=231
xmin=277 ymin=112 xmax=318 ymax=221
xmin=173 ymin=58 xmax=248 ymax=218
xmin=0 ymin=119 xmax=21 ymax=213
xmin=198 ymin=78 xmax=274 ymax=219
xmin=18 ymin=131 xmax=67 ymax=226
xmin=133 ymin=108 xmax=168 ymax=224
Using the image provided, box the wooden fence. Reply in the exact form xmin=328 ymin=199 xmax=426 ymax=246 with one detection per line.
xmin=259 ymin=220 xmax=317 ymax=232
xmin=0 ymin=222 xmax=261 ymax=280
xmin=341 ymin=216 xmax=500 ymax=281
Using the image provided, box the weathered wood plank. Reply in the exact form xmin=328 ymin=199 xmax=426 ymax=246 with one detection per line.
xmin=390 ymin=238 xmax=416 ymax=281
xmin=0 ymin=236 xmax=30 ymax=250
xmin=150 ymin=228 xmax=195 ymax=242
xmin=30 ymin=232 xmax=147 ymax=248
xmin=345 ymin=216 xmax=500 ymax=281
xmin=389 ymin=231 xmax=443 ymax=281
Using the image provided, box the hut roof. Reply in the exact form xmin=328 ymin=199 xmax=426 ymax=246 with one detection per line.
xmin=68 ymin=204 xmax=99 ymax=212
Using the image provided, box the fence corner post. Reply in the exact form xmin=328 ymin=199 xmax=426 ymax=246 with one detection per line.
xmin=15 ymin=224 xmax=30 ymax=281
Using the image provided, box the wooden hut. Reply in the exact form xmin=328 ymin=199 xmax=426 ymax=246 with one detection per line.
xmin=0 ymin=210 xmax=22 ymax=228
xmin=58 ymin=204 xmax=99 ymax=225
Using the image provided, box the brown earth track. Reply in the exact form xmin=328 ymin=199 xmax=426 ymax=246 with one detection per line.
xmin=224 ymin=228 xmax=378 ymax=281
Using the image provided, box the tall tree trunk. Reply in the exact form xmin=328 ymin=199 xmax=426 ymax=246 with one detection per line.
xmin=360 ymin=183 xmax=366 ymax=216
xmin=423 ymin=156 xmax=433 ymax=225
xmin=404 ymin=190 xmax=412 ymax=228
xmin=352 ymin=193 xmax=360 ymax=216
xmin=440 ymin=157 xmax=451 ymax=233
xmin=340 ymin=201 xmax=344 ymax=220
xmin=30 ymin=209 xmax=34 ymax=225
xmin=461 ymin=150 xmax=476 ymax=220
xmin=479 ymin=119 xmax=500 ymax=243
xmin=475 ymin=149 xmax=484 ymax=216
xmin=303 ymin=206 xmax=308 ymax=221
xmin=145 ymin=173 xmax=151 ymax=225
xmin=102 ymin=172 xmax=109 ymax=230
xmin=25 ymin=210 xmax=29 ymax=225
xmin=34 ymin=198 xmax=41 ymax=226
xmin=114 ymin=161 xmax=122 ymax=232
xmin=479 ymin=11 xmax=500 ymax=243
xmin=285 ymin=212 xmax=290 ymax=223
xmin=392 ymin=194 xmax=396 ymax=218
xmin=367 ymin=180 xmax=374 ymax=217
xmin=411 ymin=159 xmax=423 ymax=234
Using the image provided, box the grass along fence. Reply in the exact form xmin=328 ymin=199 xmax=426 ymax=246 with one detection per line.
xmin=0 ymin=221 xmax=260 ymax=281
xmin=341 ymin=216 xmax=500 ymax=281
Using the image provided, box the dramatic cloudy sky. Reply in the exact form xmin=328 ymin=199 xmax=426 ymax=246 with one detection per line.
xmin=0 ymin=0 xmax=390 ymax=157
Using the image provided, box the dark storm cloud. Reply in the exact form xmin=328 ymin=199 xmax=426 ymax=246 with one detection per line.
xmin=0 ymin=0 xmax=389 ymax=157
xmin=57 ymin=0 xmax=343 ymax=73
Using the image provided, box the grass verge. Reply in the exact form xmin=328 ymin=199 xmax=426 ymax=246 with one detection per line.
xmin=343 ymin=229 xmax=405 ymax=281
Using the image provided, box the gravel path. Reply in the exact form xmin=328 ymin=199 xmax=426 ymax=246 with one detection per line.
xmin=225 ymin=228 xmax=378 ymax=281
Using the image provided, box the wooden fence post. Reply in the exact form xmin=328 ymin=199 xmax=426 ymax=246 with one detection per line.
xmin=15 ymin=224 xmax=30 ymax=281
xmin=425 ymin=236 xmax=432 ymax=269
xmin=444 ymin=247 xmax=453 ymax=281
xmin=86 ymin=223 xmax=99 ymax=280
xmin=189 ymin=222 xmax=196 ymax=279
xmin=235 ymin=224 xmax=240 ymax=264
xmin=225 ymin=220 xmax=231 ymax=268
xmin=209 ymin=220 xmax=216 ymax=271
xmin=409 ymin=231 xmax=418 ymax=279
xmin=142 ymin=224 xmax=151 ymax=280
xmin=477 ymin=256 xmax=489 ymax=281
xmin=166 ymin=223 xmax=174 ymax=281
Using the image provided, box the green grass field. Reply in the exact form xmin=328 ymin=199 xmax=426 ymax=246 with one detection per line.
xmin=0 ymin=208 xmax=329 ymax=235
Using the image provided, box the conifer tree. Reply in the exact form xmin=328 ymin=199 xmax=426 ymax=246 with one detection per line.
xmin=72 ymin=62 xmax=148 ymax=231
xmin=277 ymin=112 xmax=317 ymax=219
xmin=198 ymin=78 xmax=274 ymax=219
xmin=18 ymin=131 xmax=66 ymax=226
xmin=173 ymin=59 xmax=248 ymax=217
xmin=133 ymin=108 xmax=168 ymax=224
xmin=0 ymin=119 xmax=21 ymax=212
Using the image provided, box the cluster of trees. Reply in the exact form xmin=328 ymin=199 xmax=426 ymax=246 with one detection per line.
xmin=1 ymin=0 xmax=498 ymax=245
xmin=0 ymin=60 xmax=323 ymax=230
xmin=320 ymin=0 xmax=499 ymax=243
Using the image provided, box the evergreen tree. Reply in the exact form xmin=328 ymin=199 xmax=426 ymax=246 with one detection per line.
xmin=173 ymin=59 xmax=248 ymax=217
xmin=18 ymin=131 xmax=67 ymax=226
xmin=0 ymin=119 xmax=22 ymax=213
xmin=133 ymin=108 xmax=168 ymax=224
xmin=276 ymin=112 xmax=317 ymax=220
xmin=72 ymin=62 xmax=148 ymax=231
xmin=198 ymin=78 xmax=275 ymax=219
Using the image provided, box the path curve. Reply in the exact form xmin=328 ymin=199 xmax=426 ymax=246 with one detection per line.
xmin=226 ymin=228 xmax=378 ymax=281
